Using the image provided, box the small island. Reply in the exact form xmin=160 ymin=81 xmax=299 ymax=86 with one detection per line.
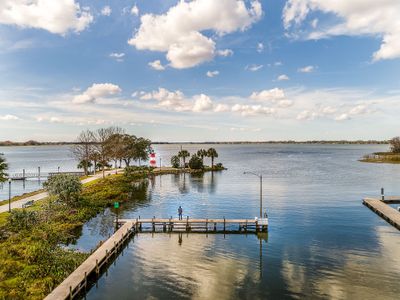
xmin=360 ymin=137 xmax=400 ymax=164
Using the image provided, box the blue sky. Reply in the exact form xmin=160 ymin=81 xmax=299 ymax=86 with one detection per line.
xmin=1 ymin=0 xmax=400 ymax=142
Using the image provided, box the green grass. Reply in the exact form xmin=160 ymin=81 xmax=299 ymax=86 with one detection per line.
xmin=0 ymin=172 xmax=148 ymax=300
xmin=0 ymin=189 xmax=45 ymax=206
xmin=360 ymin=152 xmax=400 ymax=164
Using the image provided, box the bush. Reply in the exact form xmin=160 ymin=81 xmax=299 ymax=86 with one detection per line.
xmin=44 ymin=174 xmax=82 ymax=207
xmin=171 ymin=155 xmax=180 ymax=168
xmin=189 ymin=154 xmax=203 ymax=169
xmin=390 ymin=137 xmax=400 ymax=153
xmin=7 ymin=210 xmax=38 ymax=231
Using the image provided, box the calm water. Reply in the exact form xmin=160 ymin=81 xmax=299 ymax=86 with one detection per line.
xmin=3 ymin=144 xmax=400 ymax=299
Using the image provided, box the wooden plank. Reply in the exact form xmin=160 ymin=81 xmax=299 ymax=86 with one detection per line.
xmin=363 ymin=198 xmax=400 ymax=229
xmin=44 ymin=221 xmax=135 ymax=300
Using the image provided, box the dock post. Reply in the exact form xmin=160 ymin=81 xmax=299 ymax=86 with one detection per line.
xmin=206 ymin=218 xmax=208 ymax=232
xmin=163 ymin=223 xmax=166 ymax=232
xmin=84 ymin=272 xmax=87 ymax=291
xmin=106 ymin=249 xmax=109 ymax=263
xmin=169 ymin=216 xmax=173 ymax=231
xmin=23 ymin=169 xmax=25 ymax=180
xmin=69 ymin=286 xmax=72 ymax=300
xmin=381 ymin=188 xmax=385 ymax=201
xmin=223 ymin=217 xmax=226 ymax=232
xmin=136 ymin=218 xmax=139 ymax=231
xmin=255 ymin=220 xmax=259 ymax=232
xmin=245 ymin=220 xmax=248 ymax=232
xmin=214 ymin=222 xmax=217 ymax=232
xmin=186 ymin=216 xmax=190 ymax=232
xmin=152 ymin=216 xmax=155 ymax=232
xmin=96 ymin=259 xmax=99 ymax=277
xmin=38 ymin=167 xmax=41 ymax=179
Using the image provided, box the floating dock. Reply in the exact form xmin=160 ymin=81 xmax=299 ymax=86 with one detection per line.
xmin=363 ymin=197 xmax=400 ymax=230
xmin=44 ymin=217 xmax=267 ymax=300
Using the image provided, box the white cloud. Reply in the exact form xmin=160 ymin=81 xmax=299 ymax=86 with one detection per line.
xmin=131 ymin=5 xmax=139 ymax=16
xmin=193 ymin=94 xmax=213 ymax=112
xmin=296 ymin=110 xmax=318 ymax=121
xmin=283 ymin=0 xmax=400 ymax=61
xmin=128 ymin=0 xmax=262 ymax=68
xmin=250 ymin=88 xmax=285 ymax=102
xmin=232 ymin=104 xmax=276 ymax=116
xmin=101 ymin=6 xmax=112 ymax=16
xmin=275 ymin=61 xmax=283 ymax=66
xmin=0 ymin=114 xmax=19 ymax=121
xmin=217 ymin=49 xmax=234 ymax=57
xmin=109 ymin=52 xmax=125 ymax=62
xmin=214 ymin=104 xmax=230 ymax=112
xmin=139 ymin=88 xmax=215 ymax=113
xmin=246 ymin=64 xmax=263 ymax=71
xmin=73 ymin=83 xmax=121 ymax=104
xmin=0 ymin=0 xmax=93 ymax=35
xmin=148 ymin=60 xmax=166 ymax=71
xmin=334 ymin=113 xmax=350 ymax=121
xmin=206 ymin=70 xmax=219 ymax=77
xmin=277 ymin=74 xmax=290 ymax=81
xmin=311 ymin=18 xmax=318 ymax=29
xmin=257 ymin=42 xmax=264 ymax=53
xmin=298 ymin=65 xmax=314 ymax=73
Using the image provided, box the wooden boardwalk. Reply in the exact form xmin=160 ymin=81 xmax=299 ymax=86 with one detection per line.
xmin=45 ymin=217 xmax=267 ymax=300
xmin=363 ymin=197 xmax=400 ymax=230
xmin=120 ymin=217 xmax=268 ymax=233
xmin=44 ymin=221 xmax=135 ymax=300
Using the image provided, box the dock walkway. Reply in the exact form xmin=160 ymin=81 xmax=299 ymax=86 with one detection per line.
xmin=363 ymin=197 xmax=400 ymax=229
xmin=45 ymin=217 xmax=267 ymax=300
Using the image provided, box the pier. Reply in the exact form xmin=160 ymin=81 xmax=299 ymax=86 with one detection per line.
xmin=363 ymin=197 xmax=400 ymax=230
xmin=44 ymin=217 xmax=268 ymax=300
xmin=10 ymin=170 xmax=85 ymax=180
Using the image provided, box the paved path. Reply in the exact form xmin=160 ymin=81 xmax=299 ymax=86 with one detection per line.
xmin=0 ymin=169 xmax=122 ymax=214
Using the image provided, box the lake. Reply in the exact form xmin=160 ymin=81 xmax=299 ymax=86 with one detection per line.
xmin=2 ymin=144 xmax=400 ymax=299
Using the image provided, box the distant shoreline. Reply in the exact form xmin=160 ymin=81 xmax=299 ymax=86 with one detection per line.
xmin=0 ymin=140 xmax=389 ymax=147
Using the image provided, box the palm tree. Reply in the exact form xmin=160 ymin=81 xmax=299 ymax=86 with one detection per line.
xmin=197 ymin=149 xmax=207 ymax=165
xmin=171 ymin=155 xmax=180 ymax=168
xmin=207 ymin=148 xmax=218 ymax=168
xmin=178 ymin=150 xmax=190 ymax=168
xmin=0 ymin=153 xmax=8 ymax=182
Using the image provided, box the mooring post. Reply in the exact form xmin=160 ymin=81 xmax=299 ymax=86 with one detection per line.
xmin=96 ymin=259 xmax=99 ymax=276
xmin=169 ymin=216 xmax=173 ymax=231
xmin=38 ymin=166 xmax=41 ymax=179
xmin=69 ymin=286 xmax=72 ymax=300
xmin=223 ymin=217 xmax=226 ymax=232
xmin=84 ymin=271 xmax=87 ymax=290
xmin=214 ymin=222 xmax=217 ymax=232
xmin=255 ymin=220 xmax=259 ymax=232
xmin=186 ymin=216 xmax=190 ymax=232
xmin=152 ymin=216 xmax=155 ymax=232
xmin=106 ymin=249 xmax=109 ymax=263
xmin=23 ymin=169 xmax=25 ymax=180
xmin=245 ymin=219 xmax=248 ymax=232
xmin=206 ymin=218 xmax=208 ymax=232
xmin=381 ymin=188 xmax=385 ymax=201
xmin=163 ymin=223 xmax=166 ymax=232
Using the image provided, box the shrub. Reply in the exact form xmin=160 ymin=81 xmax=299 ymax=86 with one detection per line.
xmin=390 ymin=137 xmax=400 ymax=153
xmin=171 ymin=155 xmax=180 ymax=168
xmin=7 ymin=210 xmax=38 ymax=231
xmin=189 ymin=154 xmax=203 ymax=169
xmin=44 ymin=174 xmax=82 ymax=207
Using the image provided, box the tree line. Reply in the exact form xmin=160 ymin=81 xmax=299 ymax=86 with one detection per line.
xmin=72 ymin=127 xmax=152 ymax=177
xmin=170 ymin=148 xmax=220 ymax=169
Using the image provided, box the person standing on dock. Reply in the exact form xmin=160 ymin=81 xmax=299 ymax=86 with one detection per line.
xmin=178 ymin=206 xmax=183 ymax=220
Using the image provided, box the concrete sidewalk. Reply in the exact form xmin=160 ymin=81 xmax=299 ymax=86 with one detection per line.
xmin=0 ymin=169 xmax=123 ymax=214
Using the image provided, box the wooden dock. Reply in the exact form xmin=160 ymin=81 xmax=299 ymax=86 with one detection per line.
xmin=119 ymin=217 xmax=268 ymax=233
xmin=44 ymin=221 xmax=135 ymax=300
xmin=363 ymin=197 xmax=400 ymax=230
xmin=44 ymin=217 xmax=267 ymax=300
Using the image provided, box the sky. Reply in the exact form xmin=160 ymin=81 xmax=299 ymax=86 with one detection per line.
xmin=0 ymin=0 xmax=400 ymax=142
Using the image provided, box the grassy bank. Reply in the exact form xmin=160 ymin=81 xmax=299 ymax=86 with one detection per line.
xmin=0 ymin=172 xmax=148 ymax=300
xmin=360 ymin=152 xmax=400 ymax=164
xmin=0 ymin=189 xmax=45 ymax=206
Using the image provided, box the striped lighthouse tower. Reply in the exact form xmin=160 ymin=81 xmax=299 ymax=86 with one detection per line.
xmin=149 ymin=152 xmax=156 ymax=167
